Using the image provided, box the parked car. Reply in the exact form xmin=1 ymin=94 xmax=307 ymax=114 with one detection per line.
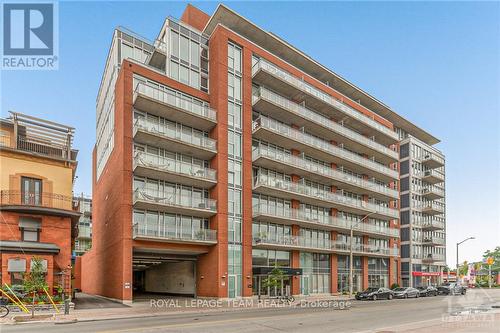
xmin=438 ymin=283 xmax=467 ymax=295
xmin=416 ymin=286 xmax=438 ymax=297
xmin=392 ymin=287 xmax=420 ymax=298
xmin=355 ymin=287 xmax=394 ymax=301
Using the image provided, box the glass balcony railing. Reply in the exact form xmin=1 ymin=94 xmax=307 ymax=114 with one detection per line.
xmin=253 ymin=173 xmax=399 ymax=219
xmin=133 ymin=222 xmax=217 ymax=243
xmin=419 ymin=202 xmax=445 ymax=214
xmin=421 ymin=219 xmax=445 ymax=230
xmin=422 ymin=254 xmax=446 ymax=262
xmin=422 ymin=236 xmax=446 ymax=245
xmin=253 ymin=233 xmax=397 ymax=256
xmin=422 ymin=153 xmax=445 ymax=166
xmin=134 ymin=81 xmax=216 ymax=122
xmin=421 ymin=186 xmax=445 ymax=197
xmin=253 ymin=116 xmax=398 ymax=180
xmin=252 ymin=58 xmax=399 ymax=141
xmin=134 ymin=151 xmax=216 ymax=182
xmin=253 ymin=87 xmax=398 ymax=160
xmin=78 ymin=225 xmax=92 ymax=238
xmin=253 ymin=145 xmax=398 ymax=199
xmin=133 ymin=188 xmax=216 ymax=212
xmin=253 ymin=203 xmax=399 ymax=238
xmin=420 ymin=169 xmax=445 ymax=182
xmin=133 ymin=118 xmax=217 ymax=151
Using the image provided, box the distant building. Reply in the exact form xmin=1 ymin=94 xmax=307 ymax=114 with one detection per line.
xmin=0 ymin=111 xmax=79 ymax=294
xmin=73 ymin=194 xmax=92 ymax=256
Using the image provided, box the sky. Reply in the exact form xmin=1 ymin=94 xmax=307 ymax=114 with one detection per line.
xmin=1 ymin=1 xmax=499 ymax=266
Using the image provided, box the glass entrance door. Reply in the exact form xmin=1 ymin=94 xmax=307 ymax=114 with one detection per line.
xmin=301 ymin=275 xmax=309 ymax=295
xmin=228 ymin=274 xmax=237 ymax=298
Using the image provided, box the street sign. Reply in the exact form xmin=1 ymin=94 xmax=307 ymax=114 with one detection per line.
xmin=486 ymin=257 xmax=494 ymax=265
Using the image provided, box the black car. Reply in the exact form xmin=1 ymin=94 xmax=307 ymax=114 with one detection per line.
xmin=355 ymin=287 xmax=394 ymax=301
xmin=417 ymin=286 xmax=438 ymax=297
xmin=438 ymin=283 xmax=467 ymax=295
xmin=393 ymin=287 xmax=420 ymax=298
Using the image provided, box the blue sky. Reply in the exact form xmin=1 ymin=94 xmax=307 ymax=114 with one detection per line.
xmin=1 ymin=1 xmax=499 ymax=265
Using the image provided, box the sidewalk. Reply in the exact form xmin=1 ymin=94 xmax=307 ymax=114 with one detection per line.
xmin=1 ymin=293 xmax=352 ymax=324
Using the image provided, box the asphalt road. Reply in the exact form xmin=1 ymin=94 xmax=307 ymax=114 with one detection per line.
xmin=2 ymin=289 xmax=499 ymax=333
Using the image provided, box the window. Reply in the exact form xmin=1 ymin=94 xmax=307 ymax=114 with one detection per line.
xmin=10 ymin=272 xmax=23 ymax=285
xmin=19 ymin=217 xmax=41 ymax=242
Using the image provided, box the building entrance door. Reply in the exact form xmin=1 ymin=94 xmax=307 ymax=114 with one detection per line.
xmin=301 ymin=276 xmax=309 ymax=295
xmin=228 ymin=274 xmax=237 ymax=298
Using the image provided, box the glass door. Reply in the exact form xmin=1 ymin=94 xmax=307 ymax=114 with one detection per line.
xmin=21 ymin=177 xmax=42 ymax=205
xmin=301 ymin=275 xmax=310 ymax=295
xmin=228 ymin=274 xmax=237 ymax=298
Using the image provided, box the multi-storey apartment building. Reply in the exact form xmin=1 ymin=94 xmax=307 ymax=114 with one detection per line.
xmin=81 ymin=4 xmax=443 ymax=302
xmin=398 ymin=135 xmax=446 ymax=287
xmin=0 ymin=112 xmax=79 ymax=294
xmin=73 ymin=194 xmax=92 ymax=256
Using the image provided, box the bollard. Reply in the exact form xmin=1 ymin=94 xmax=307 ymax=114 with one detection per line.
xmin=64 ymin=298 xmax=70 ymax=315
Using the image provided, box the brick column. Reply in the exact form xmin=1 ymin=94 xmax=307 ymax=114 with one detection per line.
xmin=362 ymin=235 xmax=369 ymax=289
xmin=330 ymin=231 xmax=338 ymax=294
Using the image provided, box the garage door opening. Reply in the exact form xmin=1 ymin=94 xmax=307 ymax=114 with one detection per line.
xmin=133 ymin=251 xmax=197 ymax=300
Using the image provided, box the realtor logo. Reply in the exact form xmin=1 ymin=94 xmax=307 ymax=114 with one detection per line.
xmin=2 ymin=2 xmax=58 ymax=70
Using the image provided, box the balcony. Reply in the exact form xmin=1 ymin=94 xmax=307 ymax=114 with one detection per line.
xmin=422 ymin=236 xmax=446 ymax=246
xmin=77 ymin=225 xmax=92 ymax=238
xmin=252 ymin=234 xmax=333 ymax=253
xmin=253 ymin=203 xmax=399 ymax=238
xmin=420 ymin=186 xmax=445 ymax=200
xmin=74 ymin=244 xmax=91 ymax=253
xmin=251 ymin=58 xmax=399 ymax=144
xmin=0 ymin=190 xmax=79 ymax=217
xmin=133 ymin=118 xmax=217 ymax=160
xmin=133 ymin=189 xmax=216 ymax=218
xmin=252 ymin=116 xmax=399 ymax=182
xmin=422 ymin=254 xmax=446 ymax=263
xmin=252 ymin=234 xmax=397 ymax=256
xmin=421 ymin=219 xmax=445 ymax=231
xmin=420 ymin=202 xmax=445 ymax=215
xmin=420 ymin=169 xmax=445 ymax=184
xmin=133 ymin=223 xmax=217 ymax=245
xmin=421 ymin=153 xmax=445 ymax=169
xmin=253 ymin=173 xmax=399 ymax=219
xmin=133 ymin=81 xmax=216 ymax=131
xmin=252 ymin=146 xmax=398 ymax=200
xmin=252 ymin=87 xmax=398 ymax=163
xmin=133 ymin=151 xmax=217 ymax=189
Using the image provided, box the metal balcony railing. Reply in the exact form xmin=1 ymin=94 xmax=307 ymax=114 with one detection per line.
xmin=133 ymin=188 xmax=216 ymax=212
xmin=0 ymin=190 xmax=74 ymax=211
xmin=252 ymin=58 xmax=399 ymax=141
xmin=253 ymin=116 xmax=398 ymax=180
xmin=133 ymin=222 xmax=217 ymax=243
xmin=253 ymin=87 xmax=398 ymax=160
xmin=253 ymin=173 xmax=399 ymax=219
xmin=422 ymin=254 xmax=446 ymax=262
xmin=134 ymin=151 xmax=216 ymax=181
xmin=253 ymin=146 xmax=398 ymax=199
xmin=253 ymin=203 xmax=399 ymax=238
xmin=134 ymin=81 xmax=216 ymax=121
xmin=133 ymin=118 xmax=217 ymax=151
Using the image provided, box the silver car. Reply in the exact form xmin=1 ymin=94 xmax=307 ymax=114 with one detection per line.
xmin=393 ymin=287 xmax=420 ymax=299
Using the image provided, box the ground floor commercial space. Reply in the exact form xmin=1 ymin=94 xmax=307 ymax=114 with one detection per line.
xmin=251 ymin=249 xmax=395 ymax=297
xmin=401 ymin=262 xmax=446 ymax=287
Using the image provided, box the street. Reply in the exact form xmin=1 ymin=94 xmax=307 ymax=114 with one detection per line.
xmin=1 ymin=289 xmax=499 ymax=333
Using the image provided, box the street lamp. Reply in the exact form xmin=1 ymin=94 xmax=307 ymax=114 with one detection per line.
xmin=348 ymin=212 xmax=377 ymax=298
xmin=456 ymin=237 xmax=475 ymax=279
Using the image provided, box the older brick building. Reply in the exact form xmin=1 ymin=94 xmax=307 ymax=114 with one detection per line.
xmin=81 ymin=4 xmax=445 ymax=302
xmin=0 ymin=112 xmax=79 ymax=294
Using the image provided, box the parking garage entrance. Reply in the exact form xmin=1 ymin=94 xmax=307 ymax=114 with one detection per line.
xmin=132 ymin=249 xmax=197 ymax=299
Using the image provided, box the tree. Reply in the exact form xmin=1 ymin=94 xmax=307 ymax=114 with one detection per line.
xmin=458 ymin=261 xmax=468 ymax=276
xmin=262 ymin=267 xmax=285 ymax=297
xmin=23 ymin=257 xmax=48 ymax=317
